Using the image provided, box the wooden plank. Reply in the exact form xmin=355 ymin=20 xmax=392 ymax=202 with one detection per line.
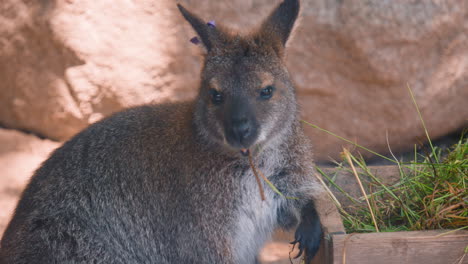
xmin=331 ymin=230 xmax=468 ymax=264
xmin=310 ymin=235 xmax=327 ymax=264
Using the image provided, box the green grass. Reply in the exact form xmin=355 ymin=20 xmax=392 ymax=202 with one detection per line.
xmin=309 ymin=123 xmax=468 ymax=233
xmin=303 ymin=86 xmax=467 ymax=233
xmin=320 ymin=132 xmax=468 ymax=233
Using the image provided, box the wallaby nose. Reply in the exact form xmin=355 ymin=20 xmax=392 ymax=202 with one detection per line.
xmin=232 ymin=118 xmax=251 ymax=142
xmin=224 ymin=99 xmax=258 ymax=148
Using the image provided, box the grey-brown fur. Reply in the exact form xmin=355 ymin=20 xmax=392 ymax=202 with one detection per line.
xmin=0 ymin=1 xmax=322 ymax=263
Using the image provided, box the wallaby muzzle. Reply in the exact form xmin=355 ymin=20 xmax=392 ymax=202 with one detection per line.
xmin=224 ymin=98 xmax=259 ymax=150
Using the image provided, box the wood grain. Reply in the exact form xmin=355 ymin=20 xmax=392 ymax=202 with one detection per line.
xmin=331 ymin=230 xmax=468 ymax=264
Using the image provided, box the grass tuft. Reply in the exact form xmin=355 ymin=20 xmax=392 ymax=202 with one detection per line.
xmin=304 ymin=86 xmax=467 ymax=233
xmin=306 ymin=124 xmax=467 ymax=233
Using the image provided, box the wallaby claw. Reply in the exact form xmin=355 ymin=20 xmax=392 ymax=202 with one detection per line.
xmin=291 ymin=222 xmax=322 ymax=263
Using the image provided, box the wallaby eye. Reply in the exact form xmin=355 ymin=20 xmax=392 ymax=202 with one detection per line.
xmin=260 ymin=85 xmax=274 ymax=100
xmin=209 ymin=89 xmax=224 ymax=105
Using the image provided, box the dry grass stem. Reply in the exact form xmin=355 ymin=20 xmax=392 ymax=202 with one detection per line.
xmin=341 ymin=233 xmax=357 ymax=264
xmin=248 ymin=151 xmax=266 ymax=201
xmin=313 ymin=171 xmax=342 ymax=207
xmin=452 ymin=245 xmax=468 ymax=264
xmin=343 ymin=148 xmax=380 ymax=232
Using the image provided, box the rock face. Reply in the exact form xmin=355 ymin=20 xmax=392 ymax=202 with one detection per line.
xmin=0 ymin=0 xmax=196 ymax=140
xmin=0 ymin=128 xmax=59 ymax=235
xmin=1 ymin=0 xmax=467 ymax=161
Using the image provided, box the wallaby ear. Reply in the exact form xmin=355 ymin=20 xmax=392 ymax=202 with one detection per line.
xmin=258 ymin=0 xmax=300 ymax=51
xmin=177 ymin=4 xmax=218 ymax=51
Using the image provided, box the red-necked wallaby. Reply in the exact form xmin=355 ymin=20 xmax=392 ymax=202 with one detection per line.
xmin=0 ymin=0 xmax=322 ymax=263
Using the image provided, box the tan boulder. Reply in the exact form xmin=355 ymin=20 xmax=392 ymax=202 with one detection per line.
xmin=0 ymin=0 xmax=195 ymax=140
xmin=0 ymin=128 xmax=59 ymax=235
xmin=1 ymin=0 xmax=467 ymax=161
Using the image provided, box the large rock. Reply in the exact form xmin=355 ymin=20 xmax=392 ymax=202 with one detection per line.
xmin=0 ymin=128 xmax=59 ymax=235
xmin=1 ymin=0 xmax=467 ymax=161
xmin=0 ymin=0 xmax=196 ymax=140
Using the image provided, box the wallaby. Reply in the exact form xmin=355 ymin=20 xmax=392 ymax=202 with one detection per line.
xmin=0 ymin=0 xmax=322 ymax=263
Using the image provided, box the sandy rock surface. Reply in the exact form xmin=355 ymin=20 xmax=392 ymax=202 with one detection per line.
xmin=0 ymin=0 xmax=196 ymax=140
xmin=1 ymin=0 xmax=467 ymax=161
xmin=0 ymin=128 xmax=59 ymax=235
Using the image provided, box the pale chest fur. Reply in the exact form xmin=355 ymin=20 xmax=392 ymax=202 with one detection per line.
xmin=230 ymin=151 xmax=288 ymax=264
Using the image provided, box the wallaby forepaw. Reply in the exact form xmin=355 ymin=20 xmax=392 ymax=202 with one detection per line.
xmin=290 ymin=221 xmax=322 ymax=263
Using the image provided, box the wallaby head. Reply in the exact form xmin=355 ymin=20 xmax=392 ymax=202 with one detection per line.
xmin=178 ymin=0 xmax=300 ymax=156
